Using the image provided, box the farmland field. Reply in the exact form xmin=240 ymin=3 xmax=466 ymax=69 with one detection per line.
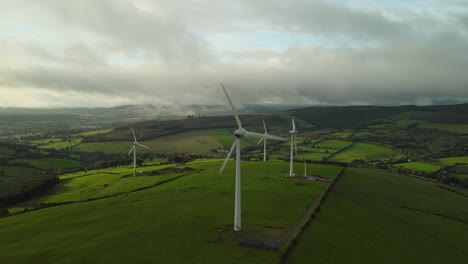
xmin=74 ymin=141 xmax=131 ymax=154
xmin=0 ymin=145 xmax=15 ymax=156
xmin=419 ymin=123 xmax=468 ymax=133
xmin=314 ymin=139 xmax=352 ymax=150
xmin=330 ymin=131 xmax=353 ymax=138
xmin=394 ymin=162 xmax=441 ymax=173
xmin=76 ymin=130 xmax=225 ymax=154
xmin=39 ymin=138 xmax=82 ymax=150
xmin=0 ymin=160 xmax=343 ymax=264
xmin=10 ymin=158 xmax=80 ymax=170
xmin=296 ymin=152 xmax=330 ymax=161
xmin=437 ymin=156 xmax=468 ymax=166
xmin=286 ymin=168 xmax=468 ymax=264
xmin=330 ymin=143 xmax=404 ymax=162
xmin=143 ymin=130 xmax=224 ymax=153
xmin=0 ymin=166 xmax=42 ymax=177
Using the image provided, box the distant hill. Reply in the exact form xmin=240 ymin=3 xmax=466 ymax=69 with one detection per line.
xmin=287 ymin=103 xmax=468 ymax=128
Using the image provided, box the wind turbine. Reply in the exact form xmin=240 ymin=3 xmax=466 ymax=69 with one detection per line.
xmin=219 ymin=84 xmax=287 ymax=231
xmin=257 ymin=120 xmax=269 ymax=162
xmin=289 ymin=118 xmax=298 ymax=177
xmin=128 ymin=127 xmax=150 ymax=176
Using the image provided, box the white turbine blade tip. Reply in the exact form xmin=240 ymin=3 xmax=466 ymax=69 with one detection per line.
xmin=131 ymin=127 xmax=137 ymax=141
xmin=137 ymin=142 xmax=150 ymax=149
xmin=219 ymin=141 xmax=236 ymax=173
xmin=257 ymin=137 xmax=264 ymax=144
xmin=220 ymin=83 xmax=242 ymax=128
xmin=128 ymin=146 xmax=135 ymax=156
xmin=292 ymin=118 xmax=296 ymax=130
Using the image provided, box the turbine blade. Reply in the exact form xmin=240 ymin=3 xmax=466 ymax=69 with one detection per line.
xmin=219 ymin=141 xmax=236 ymax=173
xmin=131 ymin=127 xmax=137 ymax=141
xmin=263 ymin=120 xmax=267 ymax=133
xmin=221 ymin=83 xmax=242 ymax=128
xmin=136 ymin=142 xmax=150 ymax=149
xmin=245 ymin=131 xmax=288 ymax=141
xmin=292 ymin=118 xmax=296 ymax=131
xmin=258 ymin=137 xmax=264 ymax=144
xmin=128 ymin=146 xmax=135 ymax=156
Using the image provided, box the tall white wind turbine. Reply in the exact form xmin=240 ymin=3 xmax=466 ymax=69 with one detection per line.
xmin=257 ymin=120 xmax=269 ymax=162
xmin=289 ymin=118 xmax=298 ymax=177
xmin=219 ymin=84 xmax=287 ymax=231
xmin=128 ymin=127 xmax=150 ymax=176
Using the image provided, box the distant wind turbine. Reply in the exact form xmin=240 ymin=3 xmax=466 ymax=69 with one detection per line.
xmin=289 ymin=118 xmax=298 ymax=177
xmin=128 ymin=127 xmax=150 ymax=176
xmin=219 ymin=84 xmax=287 ymax=231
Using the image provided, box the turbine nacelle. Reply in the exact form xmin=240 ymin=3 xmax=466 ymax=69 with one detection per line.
xmin=234 ymin=128 xmax=247 ymax=138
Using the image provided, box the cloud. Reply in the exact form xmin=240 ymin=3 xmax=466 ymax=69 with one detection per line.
xmin=0 ymin=0 xmax=468 ymax=108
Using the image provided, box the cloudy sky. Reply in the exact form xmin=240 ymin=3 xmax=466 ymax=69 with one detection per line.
xmin=1 ymin=0 xmax=468 ymax=108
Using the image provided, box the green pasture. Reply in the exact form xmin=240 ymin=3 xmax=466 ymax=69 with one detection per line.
xmin=76 ymin=130 xmax=227 ymax=154
xmin=0 ymin=145 xmax=15 ymax=156
xmin=143 ymin=130 xmax=224 ymax=154
xmin=40 ymin=138 xmax=82 ymax=150
xmin=74 ymin=141 xmax=131 ymax=154
xmin=330 ymin=143 xmax=404 ymax=162
xmin=352 ymin=131 xmax=375 ymax=138
xmin=448 ymin=173 xmax=468 ymax=180
xmin=10 ymin=158 xmax=80 ymax=170
xmin=394 ymin=118 xmax=426 ymax=127
xmin=296 ymin=152 xmax=330 ymax=161
xmin=314 ymin=139 xmax=352 ymax=150
xmin=394 ymin=162 xmax=441 ymax=173
xmin=30 ymin=138 xmax=61 ymax=145
xmin=437 ymin=156 xmax=468 ymax=166
xmin=286 ymin=168 xmax=468 ymax=264
xmin=330 ymin=131 xmax=353 ymax=138
xmin=79 ymin=129 xmax=113 ymax=136
xmin=207 ymin=128 xmax=233 ymax=148
xmin=420 ymin=123 xmax=468 ymax=134
xmin=0 ymin=166 xmax=41 ymax=177
xmin=0 ymin=160 xmax=343 ymax=264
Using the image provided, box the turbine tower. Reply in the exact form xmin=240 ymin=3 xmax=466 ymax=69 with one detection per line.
xmin=257 ymin=120 xmax=269 ymax=162
xmin=128 ymin=127 xmax=150 ymax=176
xmin=289 ymin=118 xmax=298 ymax=177
xmin=219 ymin=84 xmax=287 ymax=231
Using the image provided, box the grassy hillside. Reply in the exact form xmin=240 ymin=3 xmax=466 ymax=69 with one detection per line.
xmin=286 ymin=168 xmax=468 ymax=264
xmin=330 ymin=143 xmax=404 ymax=162
xmin=0 ymin=160 xmax=343 ymax=264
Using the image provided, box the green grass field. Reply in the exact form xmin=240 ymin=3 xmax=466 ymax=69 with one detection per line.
xmin=330 ymin=131 xmax=353 ymax=138
xmin=0 ymin=160 xmax=343 ymax=264
xmin=74 ymin=141 xmax=131 ymax=154
xmin=10 ymin=158 xmax=80 ymax=170
xmin=286 ymin=168 xmax=468 ymax=264
xmin=0 ymin=166 xmax=42 ymax=177
xmin=0 ymin=145 xmax=15 ymax=156
xmin=314 ymin=139 xmax=352 ymax=150
xmin=437 ymin=156 xmax=468 ymax=166
xmin=142 ymin=130 xmax=224 ymax=154
xmin=40 ymin=138 xmax=83 ymax=150
xmin=419 ymin=123 xmax=468 ymax=133
xmin=394 ymin=162 xmax=441 ymax=173
xmin=330 ymin=143 xmax=404 ymax=162
xmin=74 ymin=130 xmax=228 ymax=154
